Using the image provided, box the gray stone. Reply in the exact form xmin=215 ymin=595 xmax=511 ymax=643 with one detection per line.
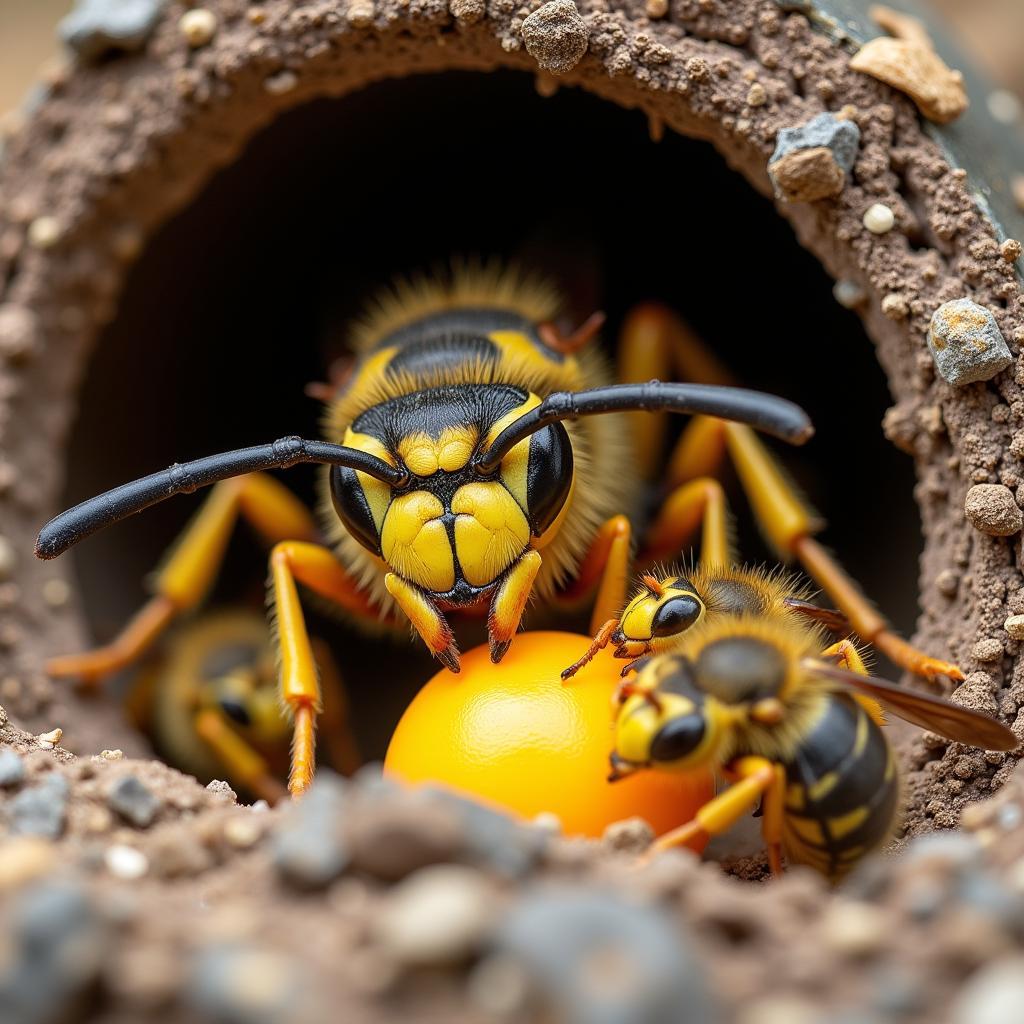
xmin=59 ymin=0 xmax=166 ymax=62
xmin=273 ymin=772 xmax=349 ymax=888
xmin=771 ymin=112 xmax=860 ymax=173
xmin=928 ymin=299 xmax=1013 ymax=386
xmin=0 ymin=748 xmax=26 ymax=787
xmin=107 ymin=775 xmax=162 ymax=828
xmin=491 ymin=886 xmax=719 ymax=1024
xmin=522 ymin=0 xmax=590 ymax=75
xmin=0 ymin=882 xmax=106 ymax=1024
xmin=9 ymin=775 xmax=69 ymax=839
xmin=953 ymin=957 xmax=1024 ymax=1024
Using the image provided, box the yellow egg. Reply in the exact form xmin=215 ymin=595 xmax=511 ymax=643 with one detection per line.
xmin=385 ymin=631 xmax=713 ymax=845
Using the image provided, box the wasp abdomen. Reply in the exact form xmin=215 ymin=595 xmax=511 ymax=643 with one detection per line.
xmin=781 ymin=694 xmax=899 ymax=879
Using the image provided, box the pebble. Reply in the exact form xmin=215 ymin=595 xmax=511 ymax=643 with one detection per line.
xmin=522 ymin=1 xmax=590 ymax=76
xmin=833 ymin=279 xmax=866 ymax=309
xmin=0 ymin=536 xmax=15 ymax=580
xmin=821 ymin=900 xmax=888 ymax=956
xmin=264 ymin=70 xmax=298 ymax=96
xmin=107 ymin=775 xmax=162 ymax=828
xmin=188 ymin=944 xmax=309 ymax=1022
xmin=375 ymin=865 xmax=496 ymax=967
xmin=768 ymin=112 xmax=859 ymax=202
xmin=42 ymin=579 xmax=71 ymax=609
xmin=1000 ymin=239 xmax=1022 ymax=264
xmin=105 ymin=844 xmax=149 ymax=879
xmin=206 ymin=779 xmax=237 ymax=803
xmin=602 ymin=817 xmax=655 ymax=854
xmin=928 ymin=300 xmax=1012 ymax=387
xmin=0 ymin=836 xmax=58 ymax=891
xmin=450 ymin=0 xmax=486 ymax=23
xmin=987 ymin=90 xmax=1021 ymax=126
xmin=37 ymin=728 xmax=62 ymax=750
xmin=222 ymin=815 xmax=263 ymax=849
xmin=645 ymin=0 xmax=668 ymax=18
xmin=902 ymin=831 xmax=982 ymax=871
xmin=746 ymin=83 xmax=767 ymax=107
xmin=0 ymin=307 xmax=37 ymax=362
xmin=491 ymin=886 xmax=717 ymax=1024
xmin=0 ymin=748 xmax=26 ymax=787
xmin=99 ymin=749 xmax=124 ymax=761
xmin=179 ymin=8 xmax=217 ymax=47
xmin=972 ymin=638 xmax=1005 ymax=663
xmin=60 ymin=0 xmax=165 ymax=61
xmin=27 ymin=216 xmax=62 ymax=250
xmin=863 ymin=203 xmax=895 ymax=234
xmin=9 ymin=775 xmax=69 ymax=839
xmin=273 ymin=772 xmax=349 ymax=888
xmin=965 ymin=484 xmax=1023 ymax=537
xmin=953 ymin=957 xmax=1024 ymax=1024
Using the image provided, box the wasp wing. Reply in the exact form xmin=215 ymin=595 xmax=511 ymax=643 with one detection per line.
xmin=783 ymin=598 xmax=851 ymax=635
xmin=806 ymin=660 xmax=1019 ymax=751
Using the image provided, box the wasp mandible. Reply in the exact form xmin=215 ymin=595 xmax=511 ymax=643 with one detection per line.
xmin=37 ymin=267 xmax=811 ymax=794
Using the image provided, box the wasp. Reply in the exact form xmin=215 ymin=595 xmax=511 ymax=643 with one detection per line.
xmin=562 ymin=315 xmax=964 ymax=685
xmin=608 ymin=612 xmax=1017 ymax=880
xmin=126 ymin=609 xmax=360 ymax=803
xmin=36 ymin=269 xmax=811 ymax=794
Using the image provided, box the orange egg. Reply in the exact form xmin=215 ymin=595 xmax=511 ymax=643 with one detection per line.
xmin=384 ymin=631 xmax=713 ymax=846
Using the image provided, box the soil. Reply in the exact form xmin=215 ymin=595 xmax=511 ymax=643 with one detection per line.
xmin=0 ymin=0 xmax=1023 ymax=1018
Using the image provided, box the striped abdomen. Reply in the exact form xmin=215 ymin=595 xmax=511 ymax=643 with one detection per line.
xmin=781 ymin=694 xmax=899 ymax=880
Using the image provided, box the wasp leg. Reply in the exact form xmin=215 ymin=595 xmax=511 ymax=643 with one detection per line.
xmin=488 ymin=551 xmax=543 ymax=663
xmin=270 ymin=541 xmax=380 ymax=795
xmin=561 ymin=617 xmax=620 ymax=682
xmin=617 ymin=304 xmax=733 ymax=481
xmin=640 ymin=477 xmax=733 ymax=568
xmin=384 ymin=573 xmax=460 ymax=673
xmin=194 ymin=708 xmax=288 ymax=805
xmin=646 ymin=756 xmax=778 ymax=861
xmin=822 ymin=639 xmax=886 ymax=727
xmin=312 ymin=637 xmax=361 ymax=777
xmin=555 ymin=515 xmax=632 ymax=633
xmin=46 ymin=473 xmax=320 ymax=686
xmin=723 ymin=422 xmax=964 ymax=684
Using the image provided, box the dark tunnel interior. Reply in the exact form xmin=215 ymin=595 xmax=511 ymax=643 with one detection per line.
xmin=62 ymin=70 xmax=921 ymax=760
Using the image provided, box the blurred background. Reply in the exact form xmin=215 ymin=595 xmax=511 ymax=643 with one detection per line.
xmin=3 ymin=0 xmax=1024 ymax=114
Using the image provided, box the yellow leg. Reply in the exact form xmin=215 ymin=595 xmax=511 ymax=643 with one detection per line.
xmin=822 ymin=638 xmax=886 ymax=726
xmin=194 ymin=708 xmax=288 ymax=805
xmin=665 ymin=416 xmax=731 ymax=489
xmin=648 ymin=756 xmax=777 ymax=858
xmin=724 ymin=423 xmax=964 ymax=684
xmin=269 ymin=541 xmax=371 ymax=795
xmin=488 ymin=550 xmax=543 ymax=662
xmin=640 ymin=477 xmax=733 ymax=568
xmin=760 ymin=762 xmax=786 ymax=877
xmin=47 ymin=473 xmax=320 ymax=685
xmin=385 ymin=572 xmax=460 ymax=672
xmin=312 ymin=638 xmax=361 ymax=777
xmin=556 ymin=515 xmax=633 ymax=633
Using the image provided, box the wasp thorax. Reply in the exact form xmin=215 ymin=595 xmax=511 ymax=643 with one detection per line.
xmin=329 ymin=384 xmax=573 ymax=601
xmin=694 ymin=636 xmax=788 ymax=705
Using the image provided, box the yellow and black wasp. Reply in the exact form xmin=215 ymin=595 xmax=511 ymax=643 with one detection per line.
xmin=608 ymin=612 xmax=1017 ymax=880
xmin=563 ymin=305 xmax=963 ymax=686
xmin=36 ymin=267 xmax=811 ymax=794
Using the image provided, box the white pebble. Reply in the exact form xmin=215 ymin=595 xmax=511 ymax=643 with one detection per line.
xmin=179 ymin=9 xmax=217 ymax=47
xmin=100 ymin=749 xmax=124 ymax=761
xmin=863 ymin=203 xmax=895 ymax=234
xmin=1004 ymin=615 xmax=1024 ymax=640
xmin=42 ymin=579 xmax=71 ymax=609
xmin=0 ymin=536 xmax=15 ymax=581
xmin=37 ymin=728 xmax=63 ymax=749
xmin=105 ymin=844 xmax=149 ymax=880
xmin=27 ymin=216 xmax=61 ymax=249
xmin=987 ymin=90 xmax=1021 ymax=126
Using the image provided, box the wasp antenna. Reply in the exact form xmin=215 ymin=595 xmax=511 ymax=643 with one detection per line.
xmin=473 ymin=382 xmax=813 ymax=475
xmin=539 ymin=311 xmax=606 ymax=355
xmin=640 ymin=574 xmax=665 ymax=597
xmin=35 ymin=437 xmax=407 ymax=560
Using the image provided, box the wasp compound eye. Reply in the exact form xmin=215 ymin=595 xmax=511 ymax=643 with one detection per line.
xmin=651 ymin=595 xmax=703 ymax=638
xmin=329 ymin=464 xmax=384 ymax=556
xmin=523 ymin=421 xmax=573 ymax=537
xmin=696 ymin=636 xmax=788 ymax=705
xmin=650 ymin=714 xmax=706 ymax=762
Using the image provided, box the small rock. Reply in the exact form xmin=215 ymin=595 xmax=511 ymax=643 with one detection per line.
xmin=965 ymin=484 xmax=1022 ymax=537
xmin=928 ymin=299 xmax=1012 ymax=387
xmin=902 ymin=831 xmax=981 ymax=871
xmin=189 ymin=945 xmax=312 ymax=1022
xmin=492 ymin=886 xmax=717 ymax=1024
xmin=0 ymin=748 xmax=26 ymax=787
xmin=833 ymin=279 xmax=866 ymax=309
xmin=179 ymin=8 xmax=217 ymax=47
xmin=375 ymin=865 xmax=496 ymax=966
xmin=105 ymin=844 xmax=149 ymax=879
xmin=0 ymin=536 xmax=16 ymax=580
xmin=1005 ymin=615 xmax=1024 ymax=640
xmin=602 ymin=817 xmax=654 ymax=854
xmin=746 ymin=82 xmax=767 ymax=106
xmin=273 ymin=772 xmax=348 ymax=888
xmin=450 ymin=0 xmax=486 ymax=23
xmin=27 ymin=216 xmax=62 ymax=250
xmin=987 ymin=90 xmax=1021 ymax=125
xmin=42 ymin=579 xmax=71 ymax=609
xmin=60 ymin=0 xmax=165 ymax=61
xmin=206 ymin=779 xmax=237 ymax=803
xmin=264 ymin=70 xmax=298 ymax=95
xmin=223 ymin=815 xmax=263 ymax=849
xmin=863 ymin=203 xmax=895 ymax=234
xmin=645 ymin=0 xmax=668 ymax=17
xmin=972 ymin=638 xmax=1005 ymax=663
xmin=849 ymin=6 xmax=967 ymax=124
xmin=107 ymin=775 xmax=162 ymax=828
xmin=9 ymin=775 xmax=69 ymax=839
xmin=37 ymin=728 xmax=63 ymax=750
xmin=522 ymin=0 xmax=589 ymax=76
xmin=953 ymin=957 xmax=1024 ymax=1024
xmin=99 ymin=749 xmax=124 ymax=761
xmin=1000 ymin=239 xmax=1022 ymax=264
xmin=821 ymin=900 xmax=888 ymax=956
xmin=0 ymin=836 xmax=58 ymax=891
xmin=768 ymin=112 xmax=859 ymax=202
xmin=0 ymin=306 xmax=38 ymax=363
